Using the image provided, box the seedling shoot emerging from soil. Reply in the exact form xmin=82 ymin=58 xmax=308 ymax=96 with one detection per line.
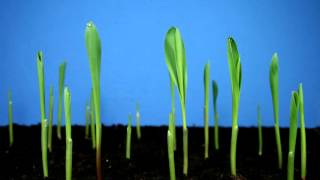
xmin=298 ymin=84 xmax=307 ymax=180
xmin=36 ymin=51 xmax=48 ymax=177
xmin=203 ymin=62 xmax=210 ymax=159
xmin=136 ymin=102 xmax=141 ymax=140
xmin=226 ymin=37 xmax=242 ymax=176
xmin=90 ymin=90 xmax=96 ymax=149
xmin=48 ymin=86 xmax=54 ymax=152
xmin=164 ymin=27 xmax=188 ymax=175
xmin=85 ymin=21 xmax=102 ymax=180
xmin=85 ymin=101 xmax=90 ymax=139
xmin=126 ymin=114 xmax=132 ymax=160
xmin=57 ymin=62 xmax=66 ymax=140
xmin=287 ymin=91 xmax=299 ymax=180
xmin=64 ymin=87 xmax=72 ymax=180
xmin=170 ymin=75 xmax=176 ymax=150
xmin=212 ymin=80 xmax=219 ymax=150
xmin=269 ymin=53 xmax=283 ymax=169
xmin=257 ymin=104 xmax=263 ymax=156
xmin=8 ymin=90 xmax=14 ymax=147
xmin=168 ymin=113 xmax=176 ymax=180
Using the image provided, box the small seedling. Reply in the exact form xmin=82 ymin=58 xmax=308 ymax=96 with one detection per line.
xmin=226 ymin=37 xmax=242 ymax=176
xmin=257 ymin=104 xmax=263 ymax=156
xmin=203 ymin=62 xmax=210 ymax=159
xmin=90 ymin=91 xmax=96 ymax=149
xmin=64 ymin=87 xmax=72 ymax=180
xmin=126 ymin=114 xmax=132 ymax=160
xmin=169 ymin=75 xmax=176 ymax=150
xmin=85 ymin=101 xmax=90 ymax=139
xmin=212 ymin=80 xmax=219 ymax=150
xmin=57 ymin=62 xmax=67 ymax=140
xmin=36 ymin=51 xmax=48 ymax=177
xmin=269 ymin=53 xmax=283 ymax=169
xmin=287 ymin=91 xmax=299 ymax=180
xmin=168 ymin=114 xmax=176 ymax=180
xmin=85 ymin=21 xmax=103 ymax=180
xmin=298 ymin=84 xmax=306 ymax=180
xmin=8 ymin=90 xmax=14 ymax=147
xmin=164 ymin=27 xmax=189 ymax=175
xmin=136 ymin=102 xmax=141 ymax=140
xmin=48 ymin=86 xmax=54 ymax=152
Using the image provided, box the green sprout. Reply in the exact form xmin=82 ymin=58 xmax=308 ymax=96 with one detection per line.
xmin=287 ymin=91 xmax=299 ymax=180
xmin=226 ymin=37 xmax=242 ymax=176
xmin=257 ymin=104 xmax=263 ymax=156
xmin=203 ymin=62 xmax=210 ymax=159
xmin=85 ymin=101 xmax=90 ymax=139
xmin=170 ymin=75 xmax=176 ymax=150
xmin=168 ymin=113 xmax=176 ymax=180
xmin=90 ymin=90 xmax=96 ymax=149
xmin=126 ymin=114 xmax=132 ymax=160
xmin=64 ymin=87 xmax=72 ymax=180
xmin=8 ymin=90 xmax=14 ymax=147
xmin=269 ymin=53 xmax=283 ymax=169
xmin=85 ymin=21 xmax=102 ymax=180
xmin=298 ymin=84 xmax=306 ymax=180
xmin=164 ymin=27 xmax=188 ymax=175
xmin=212 ymin=80 xmax=219 ymax=151
xmin=36 ymin=51 xmax=48 ymax=177
xmin=48 ymin=86 xmax=54 ymax=152
xmin=57 ymin=62 xmax=67 ymax=140
xmin=136 ymin=102 xmax=141 ymax=140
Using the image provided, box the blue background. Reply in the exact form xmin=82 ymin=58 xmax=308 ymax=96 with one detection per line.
xmin=0 ymin=0 xmax=319 ymax=127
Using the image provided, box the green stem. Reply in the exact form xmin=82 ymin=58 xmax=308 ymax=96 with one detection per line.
xmin=90 ymin=91 xmax=96 ymax=149
xmin=57 ymin=62 xmax=66 ymax=140
xmin=230 ymin=95 xmax=239 ymax=176
xmin=214 ymin=111 xmax=219 ymax=150
xmin=136 ymin=103 xmax=141 ymax=140
xmin=167 ymin=130 xmax=176 ymax=180
xmin=299 ymin=84 xmax=306 ymax=179
xmin=85 ymin=103 xmax=90 ymax=139
xmin=181 ymin=101 xmax=188 ymax=176
xmin=8 ymin=91 xmax=14 ymax=147
xmin=275 ymin=124 xmax=283 ymax=169
xmin=204 ymin=106 xmax=209 ymax=159
xmin=257 ymin=105 xmax=263 ymax=156
xmin=64 ymin=87 xmax=72 ymax=180
xmin=48 ymin=86 xmax=54 ymax=152
xmin=126 ymin=114 xmax=132 ymax=159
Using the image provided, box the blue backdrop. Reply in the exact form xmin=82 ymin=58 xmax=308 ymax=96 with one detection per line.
xmin=0 ymin=0 xmax=319 ymax=127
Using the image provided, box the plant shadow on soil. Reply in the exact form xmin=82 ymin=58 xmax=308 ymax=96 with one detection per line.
xmin=0 ymin=125 xmax=319 ymax=180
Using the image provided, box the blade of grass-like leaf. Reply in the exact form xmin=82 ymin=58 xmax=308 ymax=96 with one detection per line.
xmin=298 ymin=84 xmax=307 ymax=180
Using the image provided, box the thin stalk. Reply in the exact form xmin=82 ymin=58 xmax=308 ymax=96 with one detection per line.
xmin=85 ymin=102 xmax=90 ymax=139
xmin=270 ymin=53 xmax=283 ymax=169
xmin=170 ymin=76 xmax=176 ymax=150
xmin=204 ymin=62 xmax=210 ymax=159
xmin=48 ymin=86 xmax=54 ymax=152
xmin=8 ymin=90 xmax=14 ymax=147
xmin=90 ymin=89 xmax=96 ymax=149
xmin=181 ymin=102 xmax=188 ymax=175
xmin=136 ymin=102 xmax=141 ymax=140
xmin=167 ymin=128 xmax=176 ymax=180
xmin=298 ymin=84 xmax=306 ymax=180
xmin=212 ymin=80 xmax=219 ymax=151
xmin=85 ymin=21 xmax=102 ymax=180
xmin=287 ymin=91 xmax=299 ymax=180
xmin=37 ymin=51 xmax=48 ymax=177
xmin=126 ymin=114 xmax=132 ymax=159
xmin=64 ymin=87 xmax=72 ymax=180
xmin=230 ymin=96 xmax=239 ymax=175
xmin=257 ymin=104 xmax=263 ymax=156
xmin=57 ymin=62 xmax=67 ymax=140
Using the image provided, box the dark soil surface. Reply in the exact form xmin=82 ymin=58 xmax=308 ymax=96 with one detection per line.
xmin=0 ymin=125 xmax=319 ymax=179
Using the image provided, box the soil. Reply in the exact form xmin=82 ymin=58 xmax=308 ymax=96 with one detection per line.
xmin=0 ymin=125 xmax=319 ymax=179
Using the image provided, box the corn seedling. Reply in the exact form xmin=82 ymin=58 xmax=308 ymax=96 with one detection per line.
xmin=85 ymin=21 xmax=102 ymax=180
xmin=203 ymin=62 xmax=210 ymax=159
xmin=36 ymin=51 xmax=48 ymax=177
xmin=136 ymin=102 xmax=141 ymax=140
xmin=57 ymin=62 xmax=67 ymax=140
xmin=126 ymin=114 xmax=132 ymax=160
xmin=226 ymin=37 xmax=242 ymax=176
xmin=287 ymin=91 xmax=299 ymax=180
xmin=168 ymin=113 xmax=176 ymax=180
xmin=85 ymin=101 xmax=90 ymax=139
xmin=298 ymin=84 xmax=306 ymax=180
xmin=170 ymin=75 xmax=176 ymax=150
xmin=269 ymin=53 xmax=283 ymax=169
xmin=90 ymin=90 xmax=96 ymax=149
xmin=164 ymin=27 xmax=188 ymax=175
xmin=64 ymin=87 xmax=72 ymax=180
xmin=8 ymin=90 xmax=14 ymax=147
xmin=257 ymin=104 xmax=263 ymax=156
xmin=48 ymin=86 xmax=54 ymax=152
xmin=212 ymin=80 xmax=219 ymax=150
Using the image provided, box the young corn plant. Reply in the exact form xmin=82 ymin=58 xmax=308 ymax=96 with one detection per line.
xmin=85 ymin=101 xmax=90 ymax=139
xmin=57 ymin=62 xmax=67 ymax=140
xmin=136 ymin=102 xmax=141 ymax=140
xmin=170 ymin=75 xmax=176 ymax=150
xmin=168 ymin=113 xmax=176 ymax=180
xmin=164 ymin=27 xmax=189 ymax=175
xmin=298 ymin=83 xmax=307 ymax=180
xmin=212 ymin=80 xmax=219 ymax=150
xmin=257 ymin=104 xmax=263 ymax=156
xmin=226 ymin=37 xmax=242 ymax=176
xmin=203 ymin=62 xmax=210 ymax=159
xmin=269 ymin=53 xmax=283 ymax=169
xmin=90 ymin=90 xmax=96 ymax=149
xmin=287 ymin=91 xmax=299 ymax=180
xmin=85 ymin=21 xmax=102 ymax=180
xmin=48 ymin=86 xmax=54 ymax=152
xmin=64 ymin=87 xmax=73 ymax=180
xmin=126 ymin=114 xmax=132 ymax=160
xmin=8 ymin=90 xmax=14 ymax=147
xmin=36 ymin=51 xmax=48 ymax=177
